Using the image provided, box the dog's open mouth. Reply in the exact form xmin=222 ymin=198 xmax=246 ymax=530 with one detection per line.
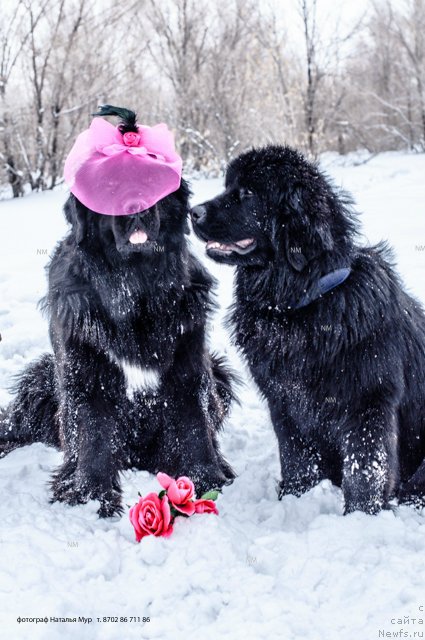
xmin=129 ymin=229 xmax=148 ymax=245
xmin=206 ymin=238 xmax=256 ymax=255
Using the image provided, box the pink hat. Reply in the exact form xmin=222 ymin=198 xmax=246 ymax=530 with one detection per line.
xmin=63 ymin=110 xmax=182 ymax=216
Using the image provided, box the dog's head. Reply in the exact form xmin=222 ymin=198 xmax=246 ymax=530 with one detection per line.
xmin=191 ymin=146 xmax=355 ymax=270
xmin=64 ymin=179 xmax=190 ymax=262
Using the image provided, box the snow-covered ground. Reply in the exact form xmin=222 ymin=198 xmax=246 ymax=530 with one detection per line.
xmin=1 ymin=152 xmax=425 ymax=640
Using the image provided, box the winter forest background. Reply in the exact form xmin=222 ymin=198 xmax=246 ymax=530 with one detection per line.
xmin=1 ymin=0 xmax=425 ymax=198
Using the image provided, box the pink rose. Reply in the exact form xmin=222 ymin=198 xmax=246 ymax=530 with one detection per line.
xmin=194 ymin=499 xmax=219 ymax=515
xmin=129 ymin=492 xmax=173 ymax=542
xmin=122 ymin=131 xmax=141 ymax=146
xmin=157 ymin=472 xmax=196 ymax=516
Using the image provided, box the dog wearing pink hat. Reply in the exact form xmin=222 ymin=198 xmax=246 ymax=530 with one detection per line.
xmin=0 ymin=106 xmax=235 ymax=517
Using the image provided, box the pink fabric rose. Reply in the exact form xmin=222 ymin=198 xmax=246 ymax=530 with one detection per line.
xmin=194 ymin=499 xmax=219 ymax=515
xmin=157 ymin=472 xmax=196 ymax=516
xmin=122 ymin=131 xmax=141 ymax=146
xmin=129 ymin=492 xmax=173 ymax=542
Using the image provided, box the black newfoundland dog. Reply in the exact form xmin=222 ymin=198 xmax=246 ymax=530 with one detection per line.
xmin=191 ymin=145 xmax=425 ymax=514
xmin=0 ymin=162 xmax=235 ymax=518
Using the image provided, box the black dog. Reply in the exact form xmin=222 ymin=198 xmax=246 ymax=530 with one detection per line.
xmin=0 ymin=162 xmax=235 ymax=519
xmin=191 ymin=145 xmax=425 ymax=514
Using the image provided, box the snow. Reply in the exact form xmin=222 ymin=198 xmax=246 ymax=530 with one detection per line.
xmin=1 ymin=152 xmax=425 ymax=640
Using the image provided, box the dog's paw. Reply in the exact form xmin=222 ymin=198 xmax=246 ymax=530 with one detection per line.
xmin=186 ymin=464 xmax=230 ymax=497
xmin=398 ymin=484 xmax=425 ymax=510
xmin=51 ymin=468 xmax=123 ymax=517
xmin=277 ymin=481 xmax=295 ymax=500
xmin=277 ymin=478 xmax=311 ymax=500
xmin=343 ymin=500 xmax=384 ymax=515
xmin=97 ymin=491 xmax=124 ymax=518
xmin=50 ymin=466 xmax=78 ymax=503
xmin=51 ymin=482 xmax=89 ymax=506
xmin=218 ymin=457 xmax=237 ymax=483
xmin=53 ymin=484 xmax=123 ymax=518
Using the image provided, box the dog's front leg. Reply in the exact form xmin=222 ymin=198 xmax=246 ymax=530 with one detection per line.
xmin=159 ymin=371 xmax=231 ymax=496
xmin=52 ymin=401 xmax=124 ymax=517
xmin=341 ymin=401 xmax=399 ymax=514
xmin=153 ymin=328 xmax=233 ymax=494
xmin=269 ymin=402 xmax=324 ymax=498
xmin=276 ymin=428 xmax=324 ymax=499
xmin=51 ymin=351 xmax=124 ymax=517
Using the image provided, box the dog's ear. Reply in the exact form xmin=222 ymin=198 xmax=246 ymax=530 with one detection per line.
xmin=281 ymin=184 xmax=334 ymax=271
xmin=175 ymin=178 xmax=191 ymax=234
xmin=64 ymin=195 xmax=88 ymax=244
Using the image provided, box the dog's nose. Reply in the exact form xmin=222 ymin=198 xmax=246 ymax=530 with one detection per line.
xmin=191 ymin=204 xmax=207 ymax=224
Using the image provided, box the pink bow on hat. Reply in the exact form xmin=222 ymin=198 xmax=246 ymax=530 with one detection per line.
xmin=99 ymin=142 xmax=165 ymax=161
xmin=64 ymin=117 xmax=182 ymax=216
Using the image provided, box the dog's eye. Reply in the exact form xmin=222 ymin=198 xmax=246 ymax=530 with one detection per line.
xmin=239 ymin=188 xmax=254 ymax=199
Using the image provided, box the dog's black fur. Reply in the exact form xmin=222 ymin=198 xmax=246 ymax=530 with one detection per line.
xmin=191 ymin=144 xmax=425 ymax=514
xmin=0 ymin=182 xmax=235 ymax=517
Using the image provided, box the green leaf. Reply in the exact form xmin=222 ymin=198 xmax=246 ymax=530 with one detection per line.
xmin=200 ymin=490 xmax=220 ymax=501
xmin=158 ymin=490 xmax=166 ymax=499
xmin=170 ymin=506 xmax=189 ymax=518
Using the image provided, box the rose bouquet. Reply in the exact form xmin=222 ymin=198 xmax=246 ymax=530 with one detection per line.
xmin=129 ymin=473 xmax=219 ymax=542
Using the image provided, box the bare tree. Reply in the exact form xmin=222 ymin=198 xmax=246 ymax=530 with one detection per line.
xmin=342 ymin=0 xmax=425 ymax=153
xmin=299 ymin=0 xmax=322 ymax=156
xmin=144 ymin=0 xmax=212 ymax=164
xmin=0 ymin=0 xmax=48 ymax=195
xmin=395 ymin=0 xmax=425 ymax=149
xmin=257 ymin=8 xmax=300 ymax=148
xmin=204 ymin=0 xmax=264 ymax=166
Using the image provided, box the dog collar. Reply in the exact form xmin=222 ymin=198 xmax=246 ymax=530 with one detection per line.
xmin=292 ymin=267 xmax=351 ymax=310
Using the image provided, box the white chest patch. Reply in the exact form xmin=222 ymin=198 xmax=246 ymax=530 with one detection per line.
xmin=109 ymin=353 xmax=160 ymax=400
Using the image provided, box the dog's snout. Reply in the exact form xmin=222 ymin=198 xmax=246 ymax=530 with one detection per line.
xmin=191 ymin=204 xmax=207 ymax=224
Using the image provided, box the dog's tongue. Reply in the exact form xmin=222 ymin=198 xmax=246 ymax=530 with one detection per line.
xmin=129 ymin=229 xmax=148 ymax=245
